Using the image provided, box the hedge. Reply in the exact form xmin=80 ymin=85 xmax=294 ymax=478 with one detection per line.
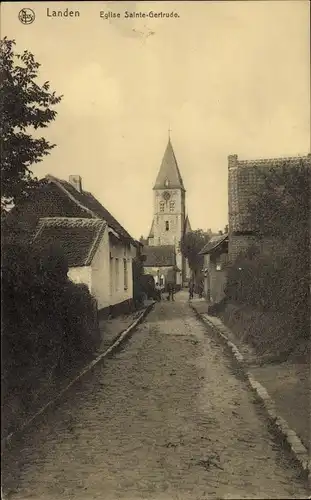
xmin=224 ymin=245 xmax=309 ymax=340
xmin=1 ymin=240 xmax=99 ymax=399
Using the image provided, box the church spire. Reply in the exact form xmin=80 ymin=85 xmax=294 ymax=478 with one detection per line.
xmin=153 ymin=138 xmax=185 ymax=191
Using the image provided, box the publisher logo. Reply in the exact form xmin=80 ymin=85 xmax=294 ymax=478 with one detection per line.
xmin=18 ymin=8 xmax=35 ymax=24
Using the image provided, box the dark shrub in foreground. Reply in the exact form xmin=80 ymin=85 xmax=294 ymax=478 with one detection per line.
xmin=1 ymin=241 xmax=99 ymax=399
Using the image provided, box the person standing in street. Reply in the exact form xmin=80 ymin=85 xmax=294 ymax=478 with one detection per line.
xmin=170 ymin=283 xmax=175 ymax=301
xmin=155 ymin=282 xmax=162 ymax=301
xmin=167 ymin=282 xmax=175 ymax=301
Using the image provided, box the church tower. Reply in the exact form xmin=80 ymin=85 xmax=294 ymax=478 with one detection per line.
xmin=148 ymin=138 xmax=191 ymax=286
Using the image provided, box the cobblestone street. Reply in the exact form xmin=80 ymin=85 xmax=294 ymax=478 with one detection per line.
xmin=2 ymin=292 xmax=308 ymax=500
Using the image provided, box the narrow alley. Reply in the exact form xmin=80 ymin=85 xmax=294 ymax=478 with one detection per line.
xmin=2 ymin=292 xmax=308 ymax=500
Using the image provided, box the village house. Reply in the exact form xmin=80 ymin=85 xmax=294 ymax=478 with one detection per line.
xmin=199 ymin=232 xmax=229 ymax=304
xmin=142 ymin=244 xmax=177 ymax=289
xmin=7 ymin=174 xmax=139 ymax=316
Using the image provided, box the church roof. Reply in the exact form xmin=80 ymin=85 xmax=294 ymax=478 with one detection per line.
xmin=153 ymin=139 xmax=185 ymax=191
xmin=143 ymin=245 xmax=176 ymax=267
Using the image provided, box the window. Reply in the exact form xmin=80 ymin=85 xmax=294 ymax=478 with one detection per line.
xmin=165 ymin=221 xmax=169 ymax=231
xmin=169 ymin=201 xmax=175 ymax=212
xmin=123 ymin=259 xmax=128 ymax=290
xmin=115 ymin=258 xmax=119 ymax=291
xmin=160 ymin=201 xmax=165 ymax=212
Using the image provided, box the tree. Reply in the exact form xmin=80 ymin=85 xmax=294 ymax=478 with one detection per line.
xmin=0 ymin=37 xmax=62 ymax=210
xmin=249 ymin=158 xmax=310 ymax=298
xmin=226 ymin=158 xmax=310 ymax=320
xmin=245 ymin=160 xmax=310 ymax=247
xmin=180 ymin=229 xmax=211 ymax=279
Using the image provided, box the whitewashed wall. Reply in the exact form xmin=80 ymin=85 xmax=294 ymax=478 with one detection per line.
xmin=68 ymin=266 xmax=92 ymax=290
xmin=106 ymin=236 xmax=135 ymax=307
xmin=90 ymin=228 xmax=110 ymax=310
xmin=68 ymin=229 xmax=136 ymax=311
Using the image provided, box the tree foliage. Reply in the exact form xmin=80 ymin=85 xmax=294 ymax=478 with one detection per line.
xmin=245 ymin=159 xmax=310 ymax=252
xmin=0 ymin=37 xmax=62 ymax=209
xmin=2 ymin=241 xmax=99 ymax=402
xmin=180 ymin=229 xmax=211 ymax=274
xmin=225 ymin=158 xmax=310 ymax=328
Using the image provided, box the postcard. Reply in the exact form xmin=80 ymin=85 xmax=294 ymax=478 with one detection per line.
xmin=1 ymin=2 xmax=310 ymax=499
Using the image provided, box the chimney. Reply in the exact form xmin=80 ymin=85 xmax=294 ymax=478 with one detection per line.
xmin=228 ymin=154 xmax=238 ymax=170
xmin=69 ymin=175 xmax=82 ymax=193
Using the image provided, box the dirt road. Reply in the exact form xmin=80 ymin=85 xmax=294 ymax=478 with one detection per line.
xmin=2 ymin=292 xmax=308 ymax=499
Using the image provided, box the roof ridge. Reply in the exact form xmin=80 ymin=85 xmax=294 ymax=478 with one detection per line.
xmin=82 ymin=190 xmax=135 ymax=243
xmin=45 ymin=175 xmax=136 ymax=244
xmin=45 ymin=175 xmax=97 ymax=218
xmin=199 ymin=233 xmax=228 ymax=255
xmin=39 ymin=216 xmax=101 ymax=221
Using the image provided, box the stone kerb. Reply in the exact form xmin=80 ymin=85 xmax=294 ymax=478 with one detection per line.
xmin=190 ymin=302 xmax=310 ymax=483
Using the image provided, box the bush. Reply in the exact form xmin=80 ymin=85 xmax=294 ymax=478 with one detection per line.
xmin=1 ymin=240 xmax=99 ymax=398
xmin=224 ymin=248 xmax=310 ymax=340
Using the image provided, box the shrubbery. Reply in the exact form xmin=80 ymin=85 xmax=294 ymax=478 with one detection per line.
xmin=132 ymin=256 xmax=146 ymax=307
xmin=224 ymin=246 xmax=310 ymax=340
xmin=225 ymin=160 xmax=310 ymax=343
xmin=1 ymin=240 xmax=99 ymax=400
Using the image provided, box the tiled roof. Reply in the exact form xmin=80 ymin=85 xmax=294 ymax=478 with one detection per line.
xmin=33 ymin=217 xmax=107 ymax=267
xmin=199 ymin=233 xmax=228 ymax=255
xmin=153 ymin=139 xmax=185 ymax=191
xmin=143 ymin=245 xmax=176 ymax=267
xmin=45 ymin=175 xmax=136 ymax=244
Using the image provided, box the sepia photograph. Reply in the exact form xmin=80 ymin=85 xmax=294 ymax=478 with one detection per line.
xmin=1 ymin=1 xmax=310 ymax=499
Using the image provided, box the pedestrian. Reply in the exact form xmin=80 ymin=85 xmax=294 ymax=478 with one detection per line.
xmin=169 ymin=283 xmax=175 ymax=301
xmin=189 ymin=282 xmax=194 ymax=300
xmin=166 ymin=282 xmax=175 ymax=301
xmin=155 ymin=283 xmax=162 ymax=301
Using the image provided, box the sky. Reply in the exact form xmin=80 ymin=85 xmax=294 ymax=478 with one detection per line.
xmin=2 ymin=1 xmax=310 ymax=239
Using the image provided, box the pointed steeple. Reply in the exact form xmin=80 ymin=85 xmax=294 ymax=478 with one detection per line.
xmin=153 ymin=138 xmax=185 ymax=191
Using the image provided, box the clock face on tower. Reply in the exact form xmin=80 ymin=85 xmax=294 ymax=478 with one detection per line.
xmin=163 ymin=191 xmax=171 ymax=201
